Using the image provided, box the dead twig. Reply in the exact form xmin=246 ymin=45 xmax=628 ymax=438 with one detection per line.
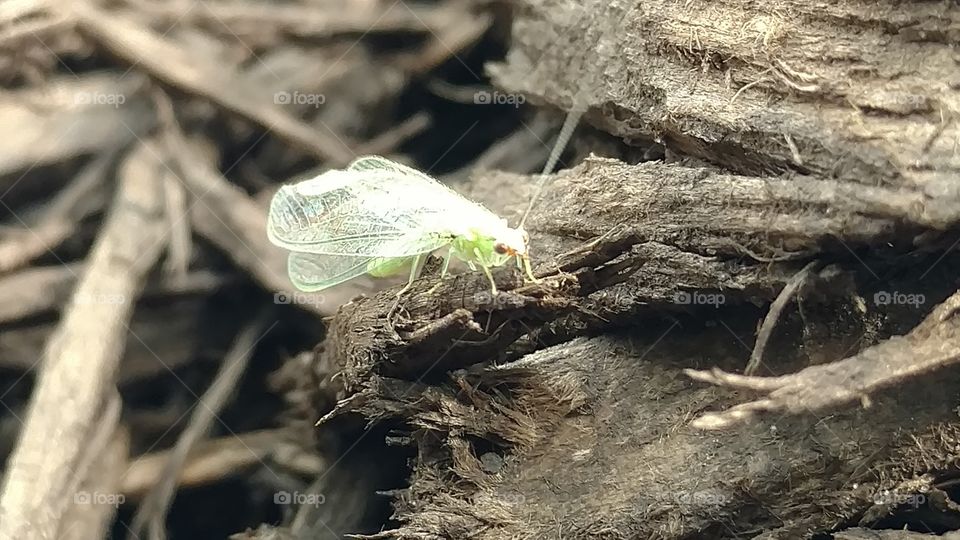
xmin=744 ymin=261 xmax=819 ymax=375
xmin=69 ymin=1 xmax=355 ymax=165
xmin=356 ymin=111 xmax=431 ymax=157
xmin=128 ymin=315 xmax=273 ymax=540
xmin=0 ymin=265 xmax=225 ymax=325
xmin=687 ymin=289 xmax=960 ymax=429
xmin=0 ymin=153 xmax=110 ymax=274
xmin=0 ymin=138 xmax=168 ymax=540
xmin=60 ymin=416 xmax=128 ymax=540
xmin=120 ymin=429 xmax=322 ymax=500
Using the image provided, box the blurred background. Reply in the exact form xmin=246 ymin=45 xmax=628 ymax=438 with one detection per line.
xmin=0 ymin=0 xmax=553 ymax=537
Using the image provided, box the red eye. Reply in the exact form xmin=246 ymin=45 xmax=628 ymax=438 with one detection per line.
xmin=494 ymin=243 xmax=509 ymax=254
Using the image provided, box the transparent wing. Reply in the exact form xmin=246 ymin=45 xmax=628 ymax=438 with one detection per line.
xmin=287 ymin=252 xmax=372 ymax=291
xmin=347 ymin=156 xmax=436 ymax=181
xmin=267 ymin=157 xmax=500 ymax=257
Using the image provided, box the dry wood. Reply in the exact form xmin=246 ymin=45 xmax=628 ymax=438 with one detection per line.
xmin=69 ymin=1 xmax=356 ymax=165
xmin=836 ymin=531 xmax=960 ymax=540
xmin=60 ymin=425 xmax=129 ymax=540
xmin=0 ymin=73 xmax=153 ymax=176
xmin=133 ymin=0 xmax=463 ymax=44
xmin=489 ymin=0 xmax=960 ymax=197
xmin=128 ymin=316 xmax=270 ymax=540
xmin=318 ymin=149 xmax=960 ymax=538
xmin=0 ymin=138 xmax=168 ymax=540
xmin=318 ymin=149 xmax=959 ymax=400
xmin=351 ymin=329 xmax=960 ymax=539
xmin=0 ymin=153 xmax=110 ymax=274
xmin=120 ymin=429 xmax=323 ymax=500
xmin=688 ymin=288 xmax=960 ymax=429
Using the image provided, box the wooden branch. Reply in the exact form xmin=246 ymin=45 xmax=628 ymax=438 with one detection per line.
xmin=489 ymin=0 xmax=960 ymax=200
xmin=60 ymin=420 xmax=129 ymax=540
xmin=0 ymin=138 xmax=168 ymax=540
xmin=69 ymin=1 xmax=355 ymax=165
xmin=687 ymin=288 xmax=960 ymax=429
xmin=129 ymin=316 xmax=269 ymax=538
xmin=0 ymin=73 xmax=153 ymax=176
xmin=120 ymin=429 xmax=321 ymax=500
xmin=0 ymin=153 xmax=110 ymax=274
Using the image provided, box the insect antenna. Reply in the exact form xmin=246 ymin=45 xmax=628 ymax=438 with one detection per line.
xmin=518 ymin=101 xmax=587 ymax=228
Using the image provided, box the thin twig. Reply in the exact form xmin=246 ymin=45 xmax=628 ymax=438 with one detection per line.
xmin=0 ymin=139 xmax=168 ymax=540
xmin=121 ymin=429 xmax=320 ymax=500
xmin=688 ymin=289 xmax=960 ymax=429
xmin=69 ymin=1 xmax=355 ymax=164
xmin=0 ymin=153 xmax=110 ymax=274
xmin=744 ymin=261 xmax=819 ymax=375
xmin=128 ymin=315 xmax=274 ymax=540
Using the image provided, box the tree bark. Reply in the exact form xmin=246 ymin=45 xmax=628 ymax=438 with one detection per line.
xmin=316 ymin=1 xmax=960 ymax=538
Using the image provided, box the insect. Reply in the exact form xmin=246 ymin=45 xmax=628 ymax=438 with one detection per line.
xmin=266 ymin=156 xmax=539 ymax=299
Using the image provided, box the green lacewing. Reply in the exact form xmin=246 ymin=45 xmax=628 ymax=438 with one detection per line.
xmin=267 ymin=156 xmax=536 ymax=295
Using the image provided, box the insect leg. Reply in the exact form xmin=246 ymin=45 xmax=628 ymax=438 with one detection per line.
xmin=389 ymin=253 xmax=424 ymax=318
xmin=397 ymin=253 xmax=424 ymax=297
xmin=480 ymin=264 xmax=497 ymax=295
xmin=411 ymin=252 xmax=429 ymax=280
xmin=521 ymin=255 xmax=540 ymax=283
xmin=426 ymin=249 xmax=453 ymax=294
xmin=438 ymin=250 xmax=452 ymax=279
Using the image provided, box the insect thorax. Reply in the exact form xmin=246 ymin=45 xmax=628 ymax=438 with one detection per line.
xmin=449 ymin=228 xmax=513 ymax=268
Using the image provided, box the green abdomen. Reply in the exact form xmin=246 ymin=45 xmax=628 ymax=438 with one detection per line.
xmin=366 ymin=256 xmax=414 ymax=277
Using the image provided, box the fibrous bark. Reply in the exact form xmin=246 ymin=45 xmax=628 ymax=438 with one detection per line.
xmin=315 ymin=1 xmax=960 ymax=538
